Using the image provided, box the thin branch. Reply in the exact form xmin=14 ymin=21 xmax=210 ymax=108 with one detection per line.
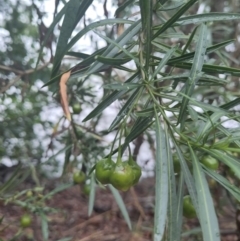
xmin=0 ymin=62 xmax=50 ymax=93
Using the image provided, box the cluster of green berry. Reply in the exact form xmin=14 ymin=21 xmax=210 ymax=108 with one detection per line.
xmin=95 ymin=157 xmax=142 ymax=191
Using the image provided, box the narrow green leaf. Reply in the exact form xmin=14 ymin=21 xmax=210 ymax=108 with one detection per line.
xmin=71 ymin=46 xmax=107 ymax=64
xmin=152 ymin=39 xmax=234 ymax=66
xmin=165 ymin=125 xmax=178 ymax=241
xmin=182 ymin=25 xmax=198 ymax=55
xmin=42 ymin=183 xmax=73 ymax=200
xmin=178 ymin=23 xmax=208 ymax=127
xmin=114 ymin=0 xmax=135 ymax=17
xmin=0 ymin=164 xmax=24 ymax=193
xmin=63 ymin=134 xmax=72 ymax=174
xmin=176 ymin=12 xmax=240 ymax=25
xmin=124 ymin=116 xmax=153 ymax=148
xmin=103 ymin=83 xmax=141 ymax=90
xmin=39 ymin=212 xmax=49 ymax=241
xmin=190 ymin=146 xmax=220 ymax=241
xmin=152 ymin=41 xmax=182 ymax=57
xmin=176 ymin=173 xmax=184 ymax=241
xmin=201 ymin=149 xmax=240 ymax=179
xmin=87 ymin=20 xmax=141 ymax=76
xmin=154 ymin=107 xmax=168 ymax=241
xmin=67 ymin=19 xmax=134 ymax=53
xmin=51 ymin=0 xmax=82 ymax=78
xmin=36 ymin=3 xmax=69 ymax=69
xmin=83 ymin=72 xmax=139 ymax=122
xmin=67 ymin=52 xmax=90 ymax=59
xmin=158 ymin=0 xmax=168 ymax=5
xmin=167 ymin=61 xmax=240 ymax=76
xmin=188 ymin=106 xmax=198 ymax=122
xmin=95 ymin=56 xmax=132 ymax=65
xmin=217 ymin=126 xmax=240 ymax=147
xmin=109 ymin=185 xmax=132 ymax=230
xmin=159 ymin=0 xmax=187 ymax=11
xmin=139 ymin=0 xmax=152 ymax=69
xmin=74 ymin=0 xmax=94 ymax=28
xmin=197 ymin=112 xmax=224 ymax=141
xmin=43 ymin=145 xmax=72 ymax=165
xmin=135 ymin=107 xmax=155 ymax=117
xmin=108 ymin=89 xmax=141 ymax=127
xmin=108 ymin=88 xmax=143 ymax=131
xmin=88 ymin=174 xmax=96 ymax=216
xmin=181 ymin=227 xmax=202 ymax=237
xmin=156 ymin=33 xmax=196 ymax=40
xmin=169 ymin=39 xmax=234 ymax=64
xmin=159 ymin=92 xmax=229 ymax=115
xmin=151 ymin=45 xmax=178 ymax=80
xmin=204 ymin=168 xmax=240 ymax=201
xmin=220 ymin=97 xmax=240 ymax=110
xmin=174 ymin=141 xmax=199 ymax=217
xmin=93 ymin=30 xmax=140 ymax=66
xmin=153 ymin=0 xmax=198 ymax=39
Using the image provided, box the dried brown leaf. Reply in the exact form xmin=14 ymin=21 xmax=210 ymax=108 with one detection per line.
xmin=59 ymin=71 xmax=71 ymax=121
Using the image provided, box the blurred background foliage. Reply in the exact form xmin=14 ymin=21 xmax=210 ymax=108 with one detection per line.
xmin=1 ymin=0 xmax=240 ymax=240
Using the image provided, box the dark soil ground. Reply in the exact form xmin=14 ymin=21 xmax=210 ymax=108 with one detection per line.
xmin=0 ymin=177 xmax=238 ymax=241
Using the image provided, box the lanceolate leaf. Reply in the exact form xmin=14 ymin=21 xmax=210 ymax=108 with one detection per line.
xmin=152 ymin=39 xmax=235 ymax=65
xmin=151 ymin=45 xmax=178 ymax=80
xmin=220 ymin=97 xmax=240 ymax=110
xmin=95 ymin=56 xmax=132 ymax=66
xmin=135 ymin=107 xmax=155 ymax=117
xmin=93 ymin=30 xmax=140 ymax=66
xmin=168 ymin=61 xmax=240 ymax=76
xmin=217 ymin=125 xmax=240 ymax=147
xmin=165 ymin=124 xmax=177 ymax=241
xmin=154 ymin=108 xmax=168 ymax=241
xmin=159 ymin=0 xmax=186 ymax=11
xmin=51 ymin=0 xmax=83 ymax=78
xmin=197 ymin=112 xmax=224 ymax=142
xmin=36 ymin=2 xmax=69 ymax=69
xmin=66 ymin=19 xmax=134 ymax=53
xmin=173 ymin=140 xmax=199 ymax=217
xmin=190 ymin=146 xmax=220 ymax=241
xmin=176 ymin=12 xmax=240 ymax=25
xmin=182 ymin=25 xmax=198 ymax=55
xmin=201 ymin=148 xmax=240 ymax=179
xmin=139 ymin=0 xmax=152 ymax=69
xmin=83 ymin=71 xmax=140 ymax=122
xmin=153 ymin=0 xmax=198 ymax=39
xmin=108 ymin=87 xmax=143 ymax=131
xmin=40 ymin=212 xmax=49 ymax=241
xmin=178 ymin=23 xmax=208 ymax=127
xmin=103 ymin=83 xmax=141 ymax=90
xmin=204 ymin=168 xmax=240 ymax=201
xmin=114 ymin=0 xmax=135 ymax=17
xmin=86 ymin=20 xmax=141 ymax=76
xmin=88 ymin=174 xmax=96 ymax=216
xmin=176 ymin=173 xmax=184 ymax=241
xmin=169 ymin=39 xmax=234 ymax=64
xmin=124 ymin=116 xmax=153 ymax=147
xmin=109 ymin=185 xmax=132 ymax=230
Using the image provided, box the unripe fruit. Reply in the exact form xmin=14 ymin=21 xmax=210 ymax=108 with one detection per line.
xmin=201 ymin=156 xmax=219 ymax=170
xmin=73 ymin=171 xmax=86 ymax=184
xmin=72 ymin=103 xmax=81 ymax=114
xmin=20 ymin=214 xmax=32 ymax=228
xmin=183 ymin=195 xmax=197 ymax=219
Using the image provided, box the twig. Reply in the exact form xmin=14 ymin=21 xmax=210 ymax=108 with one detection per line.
xmin=130 ymin=187 xmax=146 ymax=219
xmin=76 ymin=231 xmax=104 ymax=241
xmin=0 ymin=62 xmax=50 ymax=93
xmin=0 ymin=62 xmax=50 ymax=76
